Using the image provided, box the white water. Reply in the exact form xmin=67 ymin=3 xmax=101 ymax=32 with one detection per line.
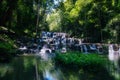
xmin=108 ymin=44 xmax=120 ymax=79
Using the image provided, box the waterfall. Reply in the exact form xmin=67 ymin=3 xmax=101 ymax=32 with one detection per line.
xmin=108 ymin=44 xmax=120 ymax=76
xmin=108 ymin=44 xmax=114 ymax=61
xmin=108 ymin=44 xmax=120 ymax=61
xmin=83 ymin=45 xmax=88 ymax=53
xmin=80 ymin=45 xmax=83 ymax=52
xmin=89 ymin=44 xmax=96 ymax=50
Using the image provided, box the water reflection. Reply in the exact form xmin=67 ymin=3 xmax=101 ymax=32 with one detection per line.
xmin=0 ymin=56 xmax=62 ymax=80
xmin=0 ymin=55 xmax=119 ymax=80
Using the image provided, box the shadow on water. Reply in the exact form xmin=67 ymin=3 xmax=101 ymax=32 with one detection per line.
xmin=55 ymin=63 xmax=115 ymax=80
xmin=0 ymin=55 xmax=118 ymax=80
xmin=0 ymin=56 xmax=60 ymax=80
xmin=0 ymin=56 xmax=37 ymax=80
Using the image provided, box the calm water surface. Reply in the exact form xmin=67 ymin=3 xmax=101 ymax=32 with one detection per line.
xmin=0 ymin=55 xmax=119 ymax=80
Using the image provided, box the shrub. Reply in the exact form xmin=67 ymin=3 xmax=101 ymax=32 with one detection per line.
xmin=54 ymin=52 xmax=106 ymax=73
xmin=0 ymin=42 xmax=16 ymax=62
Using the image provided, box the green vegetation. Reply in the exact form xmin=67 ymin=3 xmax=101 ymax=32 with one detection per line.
xmin=0 ymin=0 xmax=119 ymax=79
xmin=0 ymin=42 xmax=16 ymax=62
xmin=0 ymin=0 xmax=120 ymax=43
xmin=47 ymin=0 xmax=120 ymax=43
xmin=0 ymin=33 xmax=17 ymax=62
xmin=55 ymin=52 xmax=106 ymax=72
xmin=54 ymin=52 xmax=115 ymax=80
xmin=0 ymin=0 xmax=119 ymax=64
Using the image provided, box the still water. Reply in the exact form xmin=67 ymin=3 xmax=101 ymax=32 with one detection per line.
xmin=0 ymin=55 xmax=119 ymax=80
xmin=0 ymin=56 xmax=66 ymax=80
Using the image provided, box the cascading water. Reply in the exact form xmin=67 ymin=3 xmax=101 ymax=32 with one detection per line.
xmin=14 ymin=31 xmax=120 ymax=80
xmin=108 ymin=44 xmax=120 ymax=79
xmin=83 ymin=45 xmax=88 ymax=53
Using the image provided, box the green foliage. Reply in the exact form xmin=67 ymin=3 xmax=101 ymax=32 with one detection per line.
xmin=0 ymin=42 xmax=16 ymax=62
xmin=55 ymin=52 xmax=106 ymax=73
xmin=0 ymin=0 xmax=120 ymax=43
xmin=50 ymin=0 xmax=120 ymax=42
xmin=46 ymin=11 xmax=62 ymax=31
xmin=0 ymin=34 xmax=17 ymax=62
xmin=106 ymin=14 xmax=120 ymax=43
xmin=0 ymin=42 xmax=13 ymax=51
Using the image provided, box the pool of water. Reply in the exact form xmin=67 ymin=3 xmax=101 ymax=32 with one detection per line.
xmin=0 ymin=56 xmax=63 ymax=80
xmin=0 ymin=55 xmax=119 ymax=80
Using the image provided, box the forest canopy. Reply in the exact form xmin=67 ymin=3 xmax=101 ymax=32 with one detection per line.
xmin=0 ymin=0 xmax=120 ymax=43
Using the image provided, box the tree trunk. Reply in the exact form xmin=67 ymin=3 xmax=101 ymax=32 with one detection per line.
xmin=36 ymin=0 xmax=40 ymax=38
